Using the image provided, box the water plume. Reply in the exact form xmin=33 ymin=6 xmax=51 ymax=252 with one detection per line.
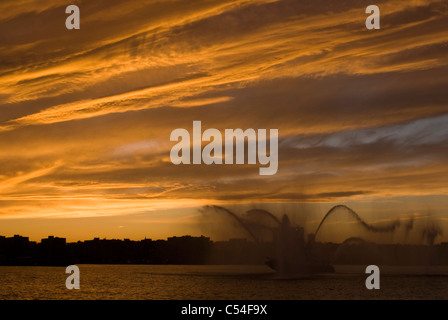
xmin=205 ymin=205 xmax=260 ymax=243
xmin=421 ymin=223 xmax=443 ymax=245
xmin=200 ymin=204 xmax=445 ymax=276
xmin=245 ymin=209 xmax=281 ymax=226
xmin=314 ymin=204 xmax=401 ymax=239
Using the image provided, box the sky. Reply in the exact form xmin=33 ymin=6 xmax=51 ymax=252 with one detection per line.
xmin=0 ymin=0 xmax=447 ymax=242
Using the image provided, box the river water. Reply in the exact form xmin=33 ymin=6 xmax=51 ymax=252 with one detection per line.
xmin=1 ymin=264 xmax=447 ymax=299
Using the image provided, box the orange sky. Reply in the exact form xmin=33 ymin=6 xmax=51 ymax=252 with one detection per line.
xmin=0 ymin=0 xmax=448 ymax=243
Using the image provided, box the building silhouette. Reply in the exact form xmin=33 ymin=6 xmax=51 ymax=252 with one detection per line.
xmin=0 ymin=233 xmax=447 ymax=266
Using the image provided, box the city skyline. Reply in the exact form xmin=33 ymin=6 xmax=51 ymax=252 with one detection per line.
xmin=2 ymin=233 xmax=448 ymax=269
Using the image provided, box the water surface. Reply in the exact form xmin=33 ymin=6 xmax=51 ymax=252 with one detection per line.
xmin=1 ymin=265 xmax=447 ymax=300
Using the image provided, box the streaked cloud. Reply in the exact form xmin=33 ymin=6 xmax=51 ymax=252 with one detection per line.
xmin=0 ymin=0 xmax=447 ymax=240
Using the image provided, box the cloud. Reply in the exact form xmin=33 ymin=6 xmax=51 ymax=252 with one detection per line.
xmin=0 ymin=0 xmax=447 ymax=228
